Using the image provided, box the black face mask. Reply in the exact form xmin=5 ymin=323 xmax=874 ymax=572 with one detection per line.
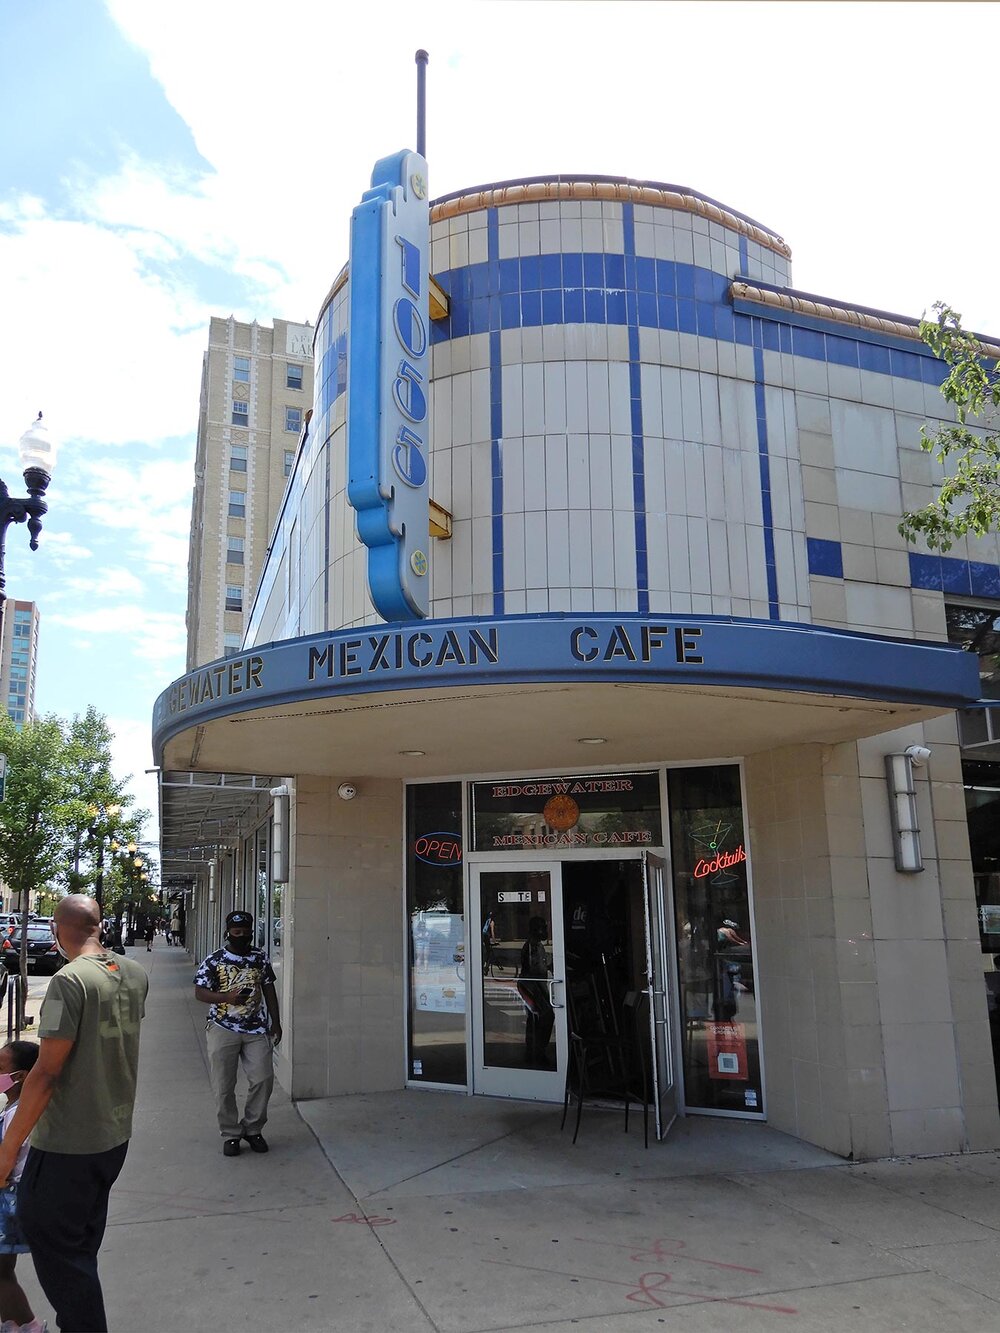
xmin=225 ymin=932 xmax=252 ymax=954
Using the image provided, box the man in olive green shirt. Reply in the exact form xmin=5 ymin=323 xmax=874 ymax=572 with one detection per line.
xmin=0 ymin=895 xmax=148 ymax=1333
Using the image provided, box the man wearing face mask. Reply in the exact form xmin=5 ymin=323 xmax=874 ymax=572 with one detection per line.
xmin=194 ymin=911 xmax=281 ymax=1156
xmin=0 ymin=894 xmax=148 ymax=1333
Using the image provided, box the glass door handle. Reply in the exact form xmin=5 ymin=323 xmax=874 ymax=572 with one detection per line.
xmin=549 ymin=977 xmax=565 ymax=1009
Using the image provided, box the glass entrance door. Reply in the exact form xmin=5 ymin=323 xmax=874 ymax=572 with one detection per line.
xmin=471 ymin=864 xmax=567 ymax=1100
xmin=642 ymin=851 xmax=678 ymax=1139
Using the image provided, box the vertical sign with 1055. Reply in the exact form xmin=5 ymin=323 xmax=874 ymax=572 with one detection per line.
xmin=347 ymin=149 xmax=431 ymax=620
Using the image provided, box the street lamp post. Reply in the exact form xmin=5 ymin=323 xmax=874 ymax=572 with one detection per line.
xmin=0 ymin=414 xmax=57 ymax=613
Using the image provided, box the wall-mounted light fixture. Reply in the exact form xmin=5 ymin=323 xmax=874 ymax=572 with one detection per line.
xmin=271 ymin=785 xmax=290 ymax=884
xmin=885 ymin=749 xmax=929 ymax=873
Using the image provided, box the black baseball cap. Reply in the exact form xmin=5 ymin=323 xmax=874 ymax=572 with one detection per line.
xmin=225 ymin=911 xmax=253 ymax=929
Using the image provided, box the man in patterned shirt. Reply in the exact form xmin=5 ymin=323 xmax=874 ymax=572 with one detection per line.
xmin=195 ymin=911 xmax=282 ymax=1156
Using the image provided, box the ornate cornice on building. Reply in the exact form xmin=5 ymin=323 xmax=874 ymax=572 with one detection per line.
xmin=430 ymin=177 xmax=792 ymax=260
xmin=732 ymin=280 xmax=1000 ymax=357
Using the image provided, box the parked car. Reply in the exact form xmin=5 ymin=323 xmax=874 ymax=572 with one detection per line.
xmin=1 ymin=922 xmax=64 ymax=975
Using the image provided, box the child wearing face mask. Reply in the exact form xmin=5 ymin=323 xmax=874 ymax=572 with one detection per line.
xmin=0 ymin=1040 xmax=45 ymax=1333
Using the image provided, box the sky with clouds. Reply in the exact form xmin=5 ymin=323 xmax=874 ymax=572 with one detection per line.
xmin=0 ymin=0 xmax=996 ymax=850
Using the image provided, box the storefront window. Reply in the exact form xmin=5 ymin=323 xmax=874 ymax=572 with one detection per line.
xmin=406 ymin=783 xmax=466 ymax=1085
xmin=668 ymin=764 xmax=762 ymax=1115
xmin=256 ymin=824 xmax=269 ymax=951
xmin=948 ymin=602 xmax=1000 ymax=1100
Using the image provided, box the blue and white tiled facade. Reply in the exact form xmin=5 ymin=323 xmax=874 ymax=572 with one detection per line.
xmin=247 ymin=177 xmax=1000 ymax=651
xmin=160 ymin=176 xmax=1000 ymax=1163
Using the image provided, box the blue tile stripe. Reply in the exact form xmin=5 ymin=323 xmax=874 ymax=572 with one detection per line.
xmin=622 ymin=204 xmax=649 ymax=614
xmin=751 ymin=328 xmax=781 ymax=620
xmin=487 ymin=209 xmax=504 ymax=616
xmin=429 ymin=253 xmax=948 ymax=386
xmin=909 ymin=552 xmax=1000 ymax=598
xmin=804 ymin=545 xmax=1000 ymax=602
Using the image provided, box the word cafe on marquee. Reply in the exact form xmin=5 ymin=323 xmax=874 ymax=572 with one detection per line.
xmin=154 ymin=141 xmax=1000 ymax=1160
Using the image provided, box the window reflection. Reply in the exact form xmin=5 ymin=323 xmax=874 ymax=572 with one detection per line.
xmin=669 ymin=765 xmax=762 ymax=1114
xmin=406 ymin=785 xmax=466 ymax=1085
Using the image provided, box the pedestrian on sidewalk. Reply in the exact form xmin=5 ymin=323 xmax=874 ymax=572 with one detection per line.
xmin=0 ymin=894 xmax=148 ymax=1333
xmin=195 ymin=910 xmax=282 ymax=1157
xmin=0 ymin=1039 xmax=45 ymax=1333
xmin=143 ymin=920 xmax=155 ymax=953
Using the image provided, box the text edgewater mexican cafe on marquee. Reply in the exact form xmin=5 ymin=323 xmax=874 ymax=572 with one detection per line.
xmin=166 ymin=622 xmax=705 ymax=716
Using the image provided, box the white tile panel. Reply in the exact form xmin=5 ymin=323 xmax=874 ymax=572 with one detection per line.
xmin=831 ymin=400 xmax=898 ymax=476
xmin=569 ymin=513 xmax=594 ymax=589
xmin=543 ymin=362 xmax=568 ymax=434
xmin=704 ymin=444 xmax=727 ymax=519
xmin=667 ymin=517 xmax=691 ymax=592
xmin=664 ymin=438 xmax=687 ymax=515
xmin=610 ymin=434 xmax=634 ymax=512
xmin=641 ymin=364 xmax=663 ymax=438
xmin=522 ymin=436 xmax=546 ymax=511
xmin=590 ymin=508 xmax=616 ymax=586
xmin=586 ymin=363 xmax=611 ymax=433
xmin=471 ymin=368 xmax=491 ymax=445
xmin=504 ymin=510 xmax=525 ymax=591
xmin=521 ymin=362 xmax=545 ymax=435
xmin=588 ymin=433 xmax=612 ymax=509
xmin=844 ymin=582 xmax=914 ymax=633
xmin=700 ymin=375 xmax=722 ymax=446
xmin=546 ymin=510 xmax=570 ymax=586
xmin=500 ymin=363 xmax=522 ymax=440
xmin=609 ymin=363 xmax=631 ymax=434
xmin=545 ymin=435 xmax=569 ymax=510
xmin=524 ymin=505 xmax=548 ymax=586
xmin=450 ymin=443 xmax=472 ymax=519
xmin=683 ymin=442 xmax=707 ymax=518
xmin=708 ymin=519 xmax=730 ymax=594
xmin=451 ymin=372 xmax=472 ymax=445
xmin=836 ymin=468 xmax=901 ymax=514
xmin=634 ymin=221 xmax=656 ymax=258
xmin=448 ymin=518 xmax=472 ymax=598
xmin=688 ymin=518 xmax=711 ymax=593
xmin=565 ymin=363 xmax=589 ymax=433
xmin=567 ymin=434 xmax=591 ymax=509
xmin=503 ymin=436 xmax=524 ymax=514
xmin=613 ymin=510 xmax=637 ymax=591
xmin=680 ymin=370 xmax=703 ymax=442
xmin=660 ymin=367 xmax=683 ymax=437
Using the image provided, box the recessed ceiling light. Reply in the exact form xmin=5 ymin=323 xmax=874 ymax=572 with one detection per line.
xmin=399 ymin=750 xmax=426 ymax=756
xmin=576 ymin=737 xmax=607 ymax=745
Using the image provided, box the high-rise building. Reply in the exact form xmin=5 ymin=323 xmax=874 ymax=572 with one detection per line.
xmin=0 ymin=600 xmax=39 ymax=728
xmin=185 ymin=315 xmax=314 ymax=669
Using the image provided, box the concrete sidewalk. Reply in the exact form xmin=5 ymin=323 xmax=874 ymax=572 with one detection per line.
xmin=17 ymin=943 xmax=1000 ymax=1331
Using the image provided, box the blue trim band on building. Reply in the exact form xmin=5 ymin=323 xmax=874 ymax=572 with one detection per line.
xmin=153 ymin=612 xmax=982 ymax=756
xmin=622 ymin=203 xmax=649 ymax=614
xmin=487 ymin=208 xmax=504 ymax=616
xmin=751 ymin=331 xmax=781 ymax=620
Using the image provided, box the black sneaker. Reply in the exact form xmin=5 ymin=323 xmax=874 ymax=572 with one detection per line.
xmin=223 ymin=1138 xmax=241 ymax=1156
xmin=243 ymin=1133 xmax=269 ymax=1153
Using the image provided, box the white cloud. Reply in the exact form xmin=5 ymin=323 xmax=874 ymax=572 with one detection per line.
xmin=46 ymin=603 xmax=185 ymax=665
xmin=0 ymin=204 xmax=210 ymax=450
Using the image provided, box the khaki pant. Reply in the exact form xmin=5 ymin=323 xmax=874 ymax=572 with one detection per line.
xmin=206 ymin=1024 xmax=274 ymax=1139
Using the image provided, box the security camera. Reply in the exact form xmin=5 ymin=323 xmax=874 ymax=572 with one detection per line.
xmin=904 ymin=745 xmax=932 ymax=766
xmin=337 ymin=782 xmax=358 ymax=801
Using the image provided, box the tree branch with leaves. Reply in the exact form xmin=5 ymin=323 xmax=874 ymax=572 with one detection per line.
xmin=899 ymin=302 xmax=1000 ymax=552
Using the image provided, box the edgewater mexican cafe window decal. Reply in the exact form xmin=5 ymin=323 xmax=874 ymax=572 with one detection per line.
xmin=471 ymin=772 xmax=662 ymax=852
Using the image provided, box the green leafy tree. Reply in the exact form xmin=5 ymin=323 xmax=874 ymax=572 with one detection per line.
xmin=899 ymin=303 xmax=1000 ymax=551
xmin=60 ymin=706 xmax=137 ymax=897
xmin=0 ymin=715 xmax=75 ymax=908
